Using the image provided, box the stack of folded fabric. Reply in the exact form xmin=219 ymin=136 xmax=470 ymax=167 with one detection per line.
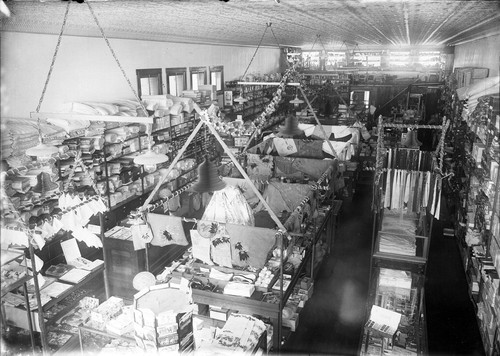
xmin=1 ymin=118 xmax=66 ymax=161
xmin=379 ymin=233 xmax=417 ymax=256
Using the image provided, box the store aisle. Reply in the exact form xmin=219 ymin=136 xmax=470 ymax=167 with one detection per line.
xmin=282 ymin=182 xmax=374 ymax=355
xmin=282 ymin=182 xmax=486 ymax=356
xmin=425 ymin=198 xmax=485 ymax=356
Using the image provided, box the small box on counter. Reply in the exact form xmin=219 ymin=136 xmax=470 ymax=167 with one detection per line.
xmin=209 ymin=306 xmax=231 ymax=322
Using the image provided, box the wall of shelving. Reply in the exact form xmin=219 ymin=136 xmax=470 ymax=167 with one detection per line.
xmin=441 ymin=73 xmax=499 ymax=356
xmin=0 ymin=31 xmax=281 ymax=118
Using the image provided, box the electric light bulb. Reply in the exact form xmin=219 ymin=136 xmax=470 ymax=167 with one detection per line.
xmin=144 ymin=164 xmax=157 ymax=174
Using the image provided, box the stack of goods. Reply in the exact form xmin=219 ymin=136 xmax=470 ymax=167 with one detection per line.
xmin=1 ymin=118 xmax=66 ymax=161
xmin=379 ymin=212 xmax=418 ymax=257
xmin=181 ymin=90 xmax=202 ymax=104
xmin=0 ymin=250 xmax=27 ymax=290
xmin=59 ymin=100 xmax=141 ymax=117
xmin=87 ymin=296 xmax=125 ymax=331
xmin=133 ymin=282 xmax=194 ymax=353
xmin=280 ymin=276 xmax=314 ymax=332
xmin=210 ymin=314 xmax=267 ymax=353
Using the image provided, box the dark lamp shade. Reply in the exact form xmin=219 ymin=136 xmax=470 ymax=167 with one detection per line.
xmin=279 ymin=116 xmax=303 ymax=137
xmin=402 ymin=130 xmax=422 ymax=148
xmin=32 ymin=172 xmax=59 ymax=194
xmin=191 ymin=157 xmax=226 ymax=193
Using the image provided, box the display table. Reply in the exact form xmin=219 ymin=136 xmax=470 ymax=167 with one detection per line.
xmin=189 ymin=204 xmax=335 ymax=351
xmin=78 ymin=314 xmax=268 ymax=354
xmin=193 ymin=289 xmax=279 ymax=349
xmin=78 ymin=324 xmax=135 ymax=353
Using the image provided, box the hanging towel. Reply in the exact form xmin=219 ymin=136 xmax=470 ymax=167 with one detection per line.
xmin=190 ymin=229 xmax=214 ymax=265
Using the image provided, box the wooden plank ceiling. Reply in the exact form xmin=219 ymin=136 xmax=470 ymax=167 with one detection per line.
xmin=1 ymin=0 xmax=499 ymax=50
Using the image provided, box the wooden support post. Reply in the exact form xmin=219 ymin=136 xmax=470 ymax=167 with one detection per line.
xmin=27 ymin=235 xmax=49 ymax=355
xmin=99 ymin=213 xmax=110 ymax=299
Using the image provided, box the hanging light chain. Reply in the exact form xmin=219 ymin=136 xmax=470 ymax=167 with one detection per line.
xmin=241 ymin=23 xmax=270 ymax=80
xmin=269 ymin=22 xmax=281 ymax=48
xmin=310 ymin=34 xmax=319 ymax=51
xmin=86 ymin=2 xmax=148 ymax=116
xmin=35 ymin=2 xmax=71 ymax=114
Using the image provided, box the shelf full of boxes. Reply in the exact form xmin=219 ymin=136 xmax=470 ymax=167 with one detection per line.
xmin=442 ymin=72 xmax=499 ymax=355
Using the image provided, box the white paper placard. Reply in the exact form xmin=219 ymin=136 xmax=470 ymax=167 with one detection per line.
xmin=60 ymin=238 xmax=81 ymax=263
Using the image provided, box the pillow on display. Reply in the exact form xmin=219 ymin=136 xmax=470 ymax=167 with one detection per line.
xmin=226 ymin=223 xmax=277 ymax=269
xmin=146 ymin=213 xmax=189 ymax=247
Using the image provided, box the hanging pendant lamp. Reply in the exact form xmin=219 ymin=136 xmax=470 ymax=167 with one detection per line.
xmin=25 ymin=115 xmax=59 ymax=160
xmin=290 ymin=87 xmax=304 ymax=106
xmin=233 ymin=87 xmax=248 ymax=104
xmin=278 ymin=116 xmax=304 ymax=137
xmin=191 ymin=157 xmax=226 ymax=193
xmin=289 ymin=94 xmax=304 ymax=106
xmin=25 ymin=140 xmax=59 ymax=160
xmin=134 ymin=124 xmax=169 ymax=173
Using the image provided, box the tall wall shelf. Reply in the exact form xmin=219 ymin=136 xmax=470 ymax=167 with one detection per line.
xmin=441 ymin=71 xmax=499 ymax=355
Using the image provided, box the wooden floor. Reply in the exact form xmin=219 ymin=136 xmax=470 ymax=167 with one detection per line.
xmin=281 ymin=177 xmax=485 ymax=356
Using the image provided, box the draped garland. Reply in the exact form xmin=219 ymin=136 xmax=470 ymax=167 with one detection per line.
xmin=205 ymin=61 xmax=300 ymax=139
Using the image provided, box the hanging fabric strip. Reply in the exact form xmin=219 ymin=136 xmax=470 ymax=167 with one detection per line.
xmin=384 ymin=148 xmax=434 ymax=171
xmin=404 ymin=171 xmax=411 ymax=207
xmin=399 ymin=170 xmax=407 ymax=211
xmin=430 ymin=175 xmax=438 ymax=216
xmin=434 ymin=177 xmax=442 ymax=219
xmin=422 ymin=171 xmax=431 ymax=208
xmin=417 ymin=171 xmax=424 ymax=211
xmin=384 ymin=169 xmax=392 ymax=208
xmin=391 ymin=169 xmax=399 ymax=209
